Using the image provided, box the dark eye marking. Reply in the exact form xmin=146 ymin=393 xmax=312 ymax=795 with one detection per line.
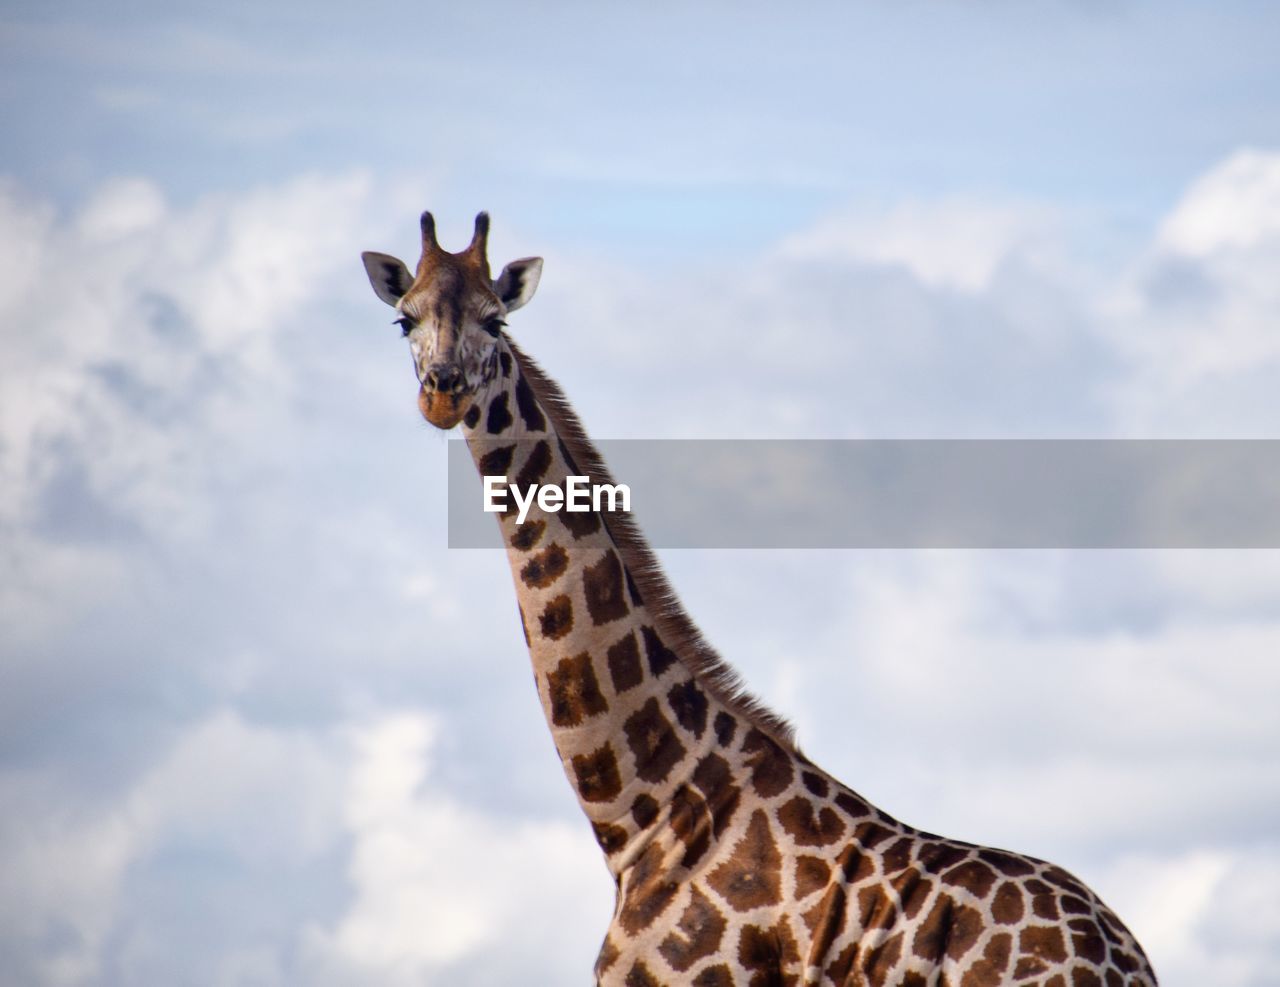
xmin=482 ymin=317 xmax=507 ymax=338
xmin=394 ymin=316 xmax=416 ymax=337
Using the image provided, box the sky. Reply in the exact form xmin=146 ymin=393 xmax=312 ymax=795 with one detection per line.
xmin=2 ymin=1 xmax=1280 ymax=984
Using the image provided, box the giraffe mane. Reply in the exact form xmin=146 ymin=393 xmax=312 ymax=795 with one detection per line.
xmin=507 ymin=339 xmax=798 ymax=751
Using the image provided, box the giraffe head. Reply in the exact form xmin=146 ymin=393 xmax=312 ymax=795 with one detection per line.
xmin=361 ymin=211 xmax=543 ymax=428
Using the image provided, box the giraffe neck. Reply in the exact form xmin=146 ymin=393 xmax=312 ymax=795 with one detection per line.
xmin=461 ymin=338 xmax=793 ymax=875
xmin=454 ymin=339 xmax=1157 ymax=987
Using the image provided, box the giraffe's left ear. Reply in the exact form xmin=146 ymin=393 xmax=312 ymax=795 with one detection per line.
xmin=494 ymin=257 xmax=543 ymax=312
xmin=361 ymin=251 xmax=414 ymax=307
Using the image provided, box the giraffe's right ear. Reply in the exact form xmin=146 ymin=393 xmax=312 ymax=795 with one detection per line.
xmin=361 ymin=251 xmax=415 ymax=307
xmin=494 ymin=257 xmax=544 ymax=312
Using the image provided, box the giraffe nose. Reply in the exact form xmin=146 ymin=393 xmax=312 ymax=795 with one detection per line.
xmin=425 ymin=364 xmax=465 ymax=393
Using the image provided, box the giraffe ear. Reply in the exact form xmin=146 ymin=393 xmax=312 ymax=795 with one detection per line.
xmin=361 ymin=251 xmax=414 ymax=307
xmin=494 ymin=257 xmax=543 ymax=312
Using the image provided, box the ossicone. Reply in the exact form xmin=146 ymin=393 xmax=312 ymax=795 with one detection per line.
xmin=420 ymin=211 xmax=439 ymax=253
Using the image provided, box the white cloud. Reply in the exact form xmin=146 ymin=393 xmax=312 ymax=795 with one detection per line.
xmin=76 ymin=178 xmax=167 ymax=241
xmin=0 ymin=707 xmax=610 ymax=986
xmin=0 ymin=170 xmax=372 ymax=525
xmin=126 ymin=709 xmax=345 ymax=865
xmin=304 ymin=712 xmax=611 ymax=986
xmin=777 ymin=198 xmax=1060 ymax=293
xmin=0 ymin=773 xmax=137 ymax=986
xmin=1105 ymin=150 xmax=1280 ymax=432
xmin=1097 ymin=846 xmax=1280 ymax=987
xmin=0 ymin=710 xmax=343 ymax=986
xmin=1157 ymin=149 xmax=1280 ymax=257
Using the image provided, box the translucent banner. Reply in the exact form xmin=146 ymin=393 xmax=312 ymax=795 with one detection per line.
xmin=447 ymin=439 xmax=1280 ymax=549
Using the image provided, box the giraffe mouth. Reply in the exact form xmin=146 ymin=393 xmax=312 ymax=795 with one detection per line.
xmin=418 ymin=386 xmax=471 ymax=429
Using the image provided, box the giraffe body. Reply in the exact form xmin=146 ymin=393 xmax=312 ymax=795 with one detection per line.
xmin=361 ymin=213 xmax=1158 ymax=986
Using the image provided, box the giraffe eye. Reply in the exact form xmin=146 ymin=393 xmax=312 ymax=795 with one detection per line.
xmin=394 ymin=316 xmax=416 ymax=337
xmin=482 ymin=317 xmax=507 ymax=338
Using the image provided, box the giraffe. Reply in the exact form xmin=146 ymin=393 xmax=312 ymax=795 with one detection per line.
xmin=360 ymin=212 xmax=1158 ymax=987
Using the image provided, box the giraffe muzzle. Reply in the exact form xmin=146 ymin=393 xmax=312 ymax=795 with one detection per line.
xmin=424 ymin=363 xmax=466 ymax=394
xmin=418 ymin=363 xmax=471 ymax=429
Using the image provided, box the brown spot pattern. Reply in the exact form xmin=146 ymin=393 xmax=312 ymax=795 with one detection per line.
xmin=571 ymin=744 xmax=622 ymax=803
xmin=961 ymin=931 xmax=1013 ymax=986
xmin=631 ymin=793 xmax=659 ymax=828
xmin=741 ymin=728 xmax=794 ymax=798
xmin=658 ymin=887 xmax=726 ymax=972
xmin=520 ymin=542 xmax=568 ymax=588
xmin=538 ymin=594 xmax=573 ymax=639
xmin=857 ymin=884 xmax=897 ymax=932
xmin=560 ymin=499 xmax=601 ymax=538
xmin=546 ymin=652 xmax=608 ymax=727
xmin=641 ymin=625 xmax=678 ymax=676
xmin=619 ymin=842 xmax=678 ymax=936
xmin=485 ymin=392 xmax=512 ymax=433
xmin=942 ymin=859 xmax=999 ymax=900
xmin=882 ymin=836 xmax=913 ymax=875
xmin=1033 ymin=890 xmax=1062 ymax=920
xmin=794 ymin=855 xmax=830 ymax=900
xmin=514 ymin=439 xmax=552 ymax=489
xmin=714 ymin=711 xmax=737 ymax=747
xmin=606 ymin=631 xmax=642 ymax=693
xmin=1020 ymin=924 xmax=1069 ymax=964
xmin=738 ymin=918 xmax=800 ymax=986
xmin=1043 ymin=866 xmax=1090 ymax=898
xmin=514 ymin=372 xmax=545 ymax=432
xmin=824 ymin=937 xmax=858 ymax=983
xmin=777 ymin=795 xmax=846 ymax=847
xmin=595 ymin=936 xmax=619 ymax=976
xmin=692 ymin=753 xmax=740 ymax=839
xmin=593 ymin=821 xmax=627 ymax=855
xmin=836 ymin=840 xmax=878 ymax=885
xmin=853 ymin=820 xmax=895 ymax=851
xmin=864 ymin=929 xmax=905 ymax=985
xmin=623 ymin=698 xmax=686 ymax=784
xmin=946 ymin=903 xmax=984 ymax=961
xmin=913 ymin=896 xmax=953 ymax=963
xmin=667 ymin=680 xmax=709 ymax=738
xmin=992 ymin=881 xmax=1025 ymax=924
xmin=706 ymin=810 xmax=782 ymax=912
xmin=510 ymin=519 xmax=545 ymax=551
xmin=890 ymin=868 xmax=934 ymax=921
xmin=670 ymin=785 xmax=712 ymax=868
xmin=835 ymin=791 xmax=870 ymax=818
xmin=583 ymin=549 xmax=629 ymax=625
xmin=917 ymin=842 xmax=970 ymax=875
xmin=1070 ymin=918 xmax=1108 ymax=964
xmin=478 ymin=443 xmax=514 ymax=476
xmin=980 ymin=848 xmax=1037 ymax=877
xmin=625 ymin=960 xmax=660 ymax=987
xmin=692 ymin=964 xmax=734 ymax=987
